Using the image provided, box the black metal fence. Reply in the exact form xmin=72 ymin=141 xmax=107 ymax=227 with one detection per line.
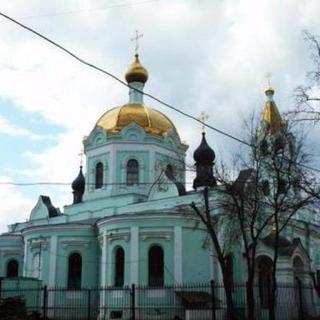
xmin=1 ymin=281 xmax=320 ymax=320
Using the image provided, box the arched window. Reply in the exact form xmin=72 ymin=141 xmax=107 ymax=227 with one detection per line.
xmin=293 ymin=256 xmax=304 ymax=281
xmin=6 ymin=259 xmax=18 ymax=278
xmin=114 ymin=247 xmax=125 ymax=287
xmin=68 ymin=253 xmax=82 ymax=289
xmin=165 ymin=164 xmax=175 ymax=180
xmin=293 ymin=256 xmax=305 ymax=306
xmin=95 ymin=162 xmax=103 ymax=189
xmin=148 ymin=245 xmax=164 ymax=287
xmin=126 ymin=159 xmax=139 ymax=185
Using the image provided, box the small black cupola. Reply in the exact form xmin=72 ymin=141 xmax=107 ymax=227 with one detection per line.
xmin=193 ymin=132 xmax=216 ymax=189
xmin=72 ymin=166 xmax=85 ymax=204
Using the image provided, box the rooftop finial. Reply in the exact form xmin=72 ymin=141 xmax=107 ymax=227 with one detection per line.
xmin=264 ymin=72 xmax=275 ymax=97
xmin=198 ymin=112 xmax=209 ymax=133
xmin=78 ymin=148 xmax=84 ymax=167
xmin=131 ymin=30 xmax=143 ymax=55
xmin=265 ymin=72 xmax=272 ymax=87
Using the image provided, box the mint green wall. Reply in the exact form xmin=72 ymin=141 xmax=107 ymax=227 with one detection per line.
xmin=23 ymin=225 xmax=98 ymax=288
xmin=182 ymin=228 xmax=211 ymax=283
xmin=99 ymin=216 xmax=214 ymax=286
xmin=55 ymin=238 xmax=98 ymax=288
xmin=0 ymin=236 xmax=23 ymax=277
xmin=232 ymin=246 xmax=244 ymax=283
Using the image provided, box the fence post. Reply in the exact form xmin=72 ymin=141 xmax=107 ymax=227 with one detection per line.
xmin=210 ymin=280 xmax=216 ymax=320
xmin=131 ymin=284 xmax=136 ymax=320
xmin=87 ymin=289 xmax=91 ymax=320
xmin=267 ymin=275 xmax=272 ymax=319
xmin=42 ymin=285 xmax=47 ymax=320
xmin=296 ymin=277 xmax=304 ymax=320
xmin=0 ymin=277 xmax=3 ymax=299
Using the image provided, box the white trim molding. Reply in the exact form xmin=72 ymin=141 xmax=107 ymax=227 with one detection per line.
xmin=130 ymin=227 xmax=139 ymax=285
xmin=174 ymin=226 xmax=183 ymax=284
xmin=60 ymin=238 xmax=91 ymax=249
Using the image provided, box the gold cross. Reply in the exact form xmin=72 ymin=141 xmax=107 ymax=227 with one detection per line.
xmin=78 ymin=149 xmax=84 ymax=167
xmin=131 ymin=30 xmax=143 ymax=54
xmin=198 ymin=112 xmax=209 ymax=132
xmin=265 ymin=72 xmax=272 ymax=87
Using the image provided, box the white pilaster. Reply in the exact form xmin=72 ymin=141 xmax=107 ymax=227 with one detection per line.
xmin=100 ymin=231 xmax=107 ymax=286
xmin=48 ymin=235 xmax=58 ymax=287
xmin=47 ymin=235 xmax=58 ymax=319
xmin=99 ymin=231 xmax=107 ymax=319
xmin=110 ymin=145 xmax=117 ymax=187
xmin=23 ymin=239 xmax=28 ymax=277
xmin=130 ymin=226 xmax=139 ymax=284
xmin=174 ymin=226 xmax=183 ymax=284
xmin=209 ymin=250 xmax=214 ymax=281
xmin=150 ymin=150 xmax=155 ymax=183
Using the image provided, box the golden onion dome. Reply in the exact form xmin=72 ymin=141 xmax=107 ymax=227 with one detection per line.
xmin=96 ymin=103 xmax=178 ymax=137
xmin=125 ymin=54 xmax=149 ymax=84
xmin=265 ymin=86 xmax=275 ymax=96
xmin=263 ymin=86 xmax=284 ymax=134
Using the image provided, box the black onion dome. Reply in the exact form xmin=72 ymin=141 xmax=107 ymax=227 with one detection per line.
xmin=193 ymin=132 xmax=215 ymax=163
xmin=72 ymin=166 xmax=85 ymax=192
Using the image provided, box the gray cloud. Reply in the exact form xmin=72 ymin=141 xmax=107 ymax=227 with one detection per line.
xmin=0 ymin=0 xmax=319 ymax=232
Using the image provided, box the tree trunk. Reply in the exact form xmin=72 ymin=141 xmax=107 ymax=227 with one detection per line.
xmin=269 ymin=233 xmax=279 ymax=320
xmin=221 ymin=270 xmax=236 ymax=320
xmin=246 ymin=277 xmax=255 ymax=320
xmin=201 ymin=188 xmax=236 ymax=319
xmin=268 ymin=274 xmax=276 ymax=320
xmin=244 ymin=244 xmax=257 ymax=320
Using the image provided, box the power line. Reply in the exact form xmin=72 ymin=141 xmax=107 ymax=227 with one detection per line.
xmin=0 ymin=11 xmax=250 ymax=148
xmin=1 ymin=177 xmax=320 ymax=187
xmin=18 ymin=0 xmax=160 ymax=20
xmin=0 ymin=181 xmax=195 ymax=187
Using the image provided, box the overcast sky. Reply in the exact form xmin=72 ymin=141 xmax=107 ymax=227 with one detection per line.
xmin=0 ymin=0 xmax=319 ymax=233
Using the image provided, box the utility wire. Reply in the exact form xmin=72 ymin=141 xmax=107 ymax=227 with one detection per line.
xmin=2 ymin=177 xmax=320 ymax=187
xmin=0 ymin=11 xmax=250 ymax=147
xmin=0 ymin=181 xmax=196 ymax=186
xmin=18 ymin=0 xmax=160 ymax=20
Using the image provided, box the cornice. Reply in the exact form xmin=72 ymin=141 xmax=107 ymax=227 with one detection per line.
xmin=60 ymin=238 xmax=92 ymax=249
xmin=96 ymin=213 xmax=200 ymax=228
xmin=22 ymin=223 xmax=94 ymax=236
xmin=0 ymin=249 xmax=23 ymax=258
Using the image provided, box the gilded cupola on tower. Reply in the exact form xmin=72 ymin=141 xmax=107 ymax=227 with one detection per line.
xmin=95 ymin=54 xmax=179 ymax=139
xmin=125 ymin=54 xmax=149 ymax=84
xmin=262 ymin=86 xmax=285 ymax=135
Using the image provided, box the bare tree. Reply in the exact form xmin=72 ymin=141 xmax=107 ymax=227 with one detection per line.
xmin=190 ymin=188 xmax=239 ymax=320
xmin=215 ymin=113 xmax=319 ymax=320
xmin=289 ymin=31 xmax=320 ymax=123
xmin=190 ymin=132 xmax=240 ymax=320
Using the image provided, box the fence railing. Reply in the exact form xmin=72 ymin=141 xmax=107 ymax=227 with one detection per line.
xmin=1 ymin=280 xmax=320 ymax=320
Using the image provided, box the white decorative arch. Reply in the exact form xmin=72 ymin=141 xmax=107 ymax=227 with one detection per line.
xmin=121 ymin=123 xmax=145 ymax=141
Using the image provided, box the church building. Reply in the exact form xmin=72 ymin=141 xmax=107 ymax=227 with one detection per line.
xmin=0 ymin=54 xmax=214 ymax=288
xmin=0 ymin=53 xmax=320 ymax=319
